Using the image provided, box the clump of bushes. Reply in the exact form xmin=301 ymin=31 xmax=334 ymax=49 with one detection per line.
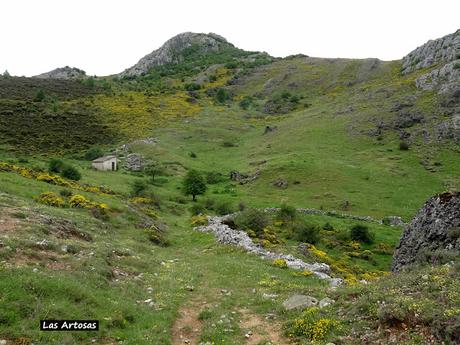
xmin=37 ymin=192 xmax=66 ymax=207
xmin=48 ymin=158 xmax=81 ymax=181
xmin=84 ymin=147 xmax=104 ymax=161
xmin=233 ymin=208 xmax=270 ymax=236
xmin=277 ymin=204 xmax=297 ymax=223
xmin=61 ymin=165 xmax=81 ymax=181
xmin=145 ymin=225 xmax=170 ymax=247
xmin=131 ymin=179 xmax=148 ymax=197
xmin=350 ymin=224 xmax=374 ymax=244
xmin=291 ymin=221 xmax=321 ymax=244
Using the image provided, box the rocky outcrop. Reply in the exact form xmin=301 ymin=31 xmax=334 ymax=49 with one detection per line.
xmin=124 ymin=153 xmax=145 ymax=171
xmin=119 ymin=32 xmax=232 ymax=78
xmin=34 ymin=66 xmax=86 ymax=80
xmin=402 ymin=29 xmax=460 ymax=96
xmin=402 ymin=29 xmax=460 ymax=74
xmin=392 ymin=191 xmax=460 ymax=272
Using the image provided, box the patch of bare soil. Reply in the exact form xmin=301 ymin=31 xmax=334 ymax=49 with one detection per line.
xmin=171 ymin=299 xmax=209 ymax=345
xmin=239 ymin=308 xmax=291 ymax=345
xmin=0 ymin=207 xmax=23 ymax=234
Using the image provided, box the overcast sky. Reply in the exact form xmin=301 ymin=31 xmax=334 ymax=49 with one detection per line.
xmin=1 ymin=0 xmax=459 ymax=77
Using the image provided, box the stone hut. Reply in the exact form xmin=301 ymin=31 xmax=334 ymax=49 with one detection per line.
xmin=92 ymin=155 xmax=118 ymax=171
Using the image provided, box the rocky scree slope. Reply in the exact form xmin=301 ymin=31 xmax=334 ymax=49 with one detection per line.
xmin=392 ymin=191 xmax=460 ymax=272
xmin=119 ymin=32 xmax=232 ymax=77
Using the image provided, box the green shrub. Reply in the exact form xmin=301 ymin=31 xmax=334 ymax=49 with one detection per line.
xmin=34 ymin=89 xmax=45 ymax=102
xmin=399 ymin=141 xmax=410 ymax=151
xmin=323 ymin=222 xmax=334 ymax=231
xmin=206 ymin=171 xmax=224 ymax=184
xmin=59 ymin=189 xmax=73 ymax=197
xmin=48 ymin=158 xmax=64 ymax=173
xmin=276 ymin=204 xmax=297 ymax=223
xmin=131 ymin=179 xmax=148 ymax=196
xmin=215 ymin=88 xmax=230 ymax=104
xmin=214 ymin=200 xmax=235 ymax=215
xmin=234 ymin=208 xmax=270 ymax=235
xmin=61 ymin=165 xmax=81 ymax=181
xmin=350 ymin=224 xmax=374 ymax=244
xmin=189 ymin=203 xmax=206 ymax=215
xmin=239 ymin=96 xmax=253 ymax=110
xmin=189 ymin=152 xmax=197 ymax=158
xmin=291 ymin=221 xmax=320 ymax=244
xmin=453 ymin=62 xmax=460 ymax=70
xmin=84 ymin=147 xmax=104 ymax=161
xmin=184 ymin=83 xmax=201 ymax=91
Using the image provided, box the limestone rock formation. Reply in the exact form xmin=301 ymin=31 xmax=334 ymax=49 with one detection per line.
xmin=402 ymin=29 xmax=460 ymax=97
xmin=119 ymin=32 xmax=232 ymax=78
xmin=402 ymin=29 xmax=460 ymax=74
xmin=124 ymin=153 xmax=145 ymax=171
xmin=34 ymin=66 xmax=86 ymax=80
xmin=392 ymin=191 xmax=460 ymax=272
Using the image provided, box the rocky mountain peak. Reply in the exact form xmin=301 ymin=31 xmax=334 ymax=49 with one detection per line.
xmin=119 ymin=32 xmax=233 ymax=78
xmin=34 ymin=66 xmax=86 ymax=80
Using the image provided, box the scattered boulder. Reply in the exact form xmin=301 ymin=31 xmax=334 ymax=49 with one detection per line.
xmin=393 ymin=112 xmax=425 ymax=129
xmin=319 ymin=297 xmax=335 ymax=308
xmin=229 ymin=170 xmax=260 ymax=184
xmin=282 ymin=294 xmax=318 ymax=310
xmin=392 ymin=191 xmax=460 ymax=272
xmin=272 ymin=178 xmax=288 ymax=189
xmin=125 ymin=153 xmax=145 ymax=171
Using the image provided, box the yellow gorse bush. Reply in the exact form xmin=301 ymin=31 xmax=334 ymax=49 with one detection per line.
xmin=37 ymin=192 xmax=66 ymax=208
xmin=0 ymin=161 xmax=113 ymax=195
xmin=273 ymin=258 xmax=288 ymax=269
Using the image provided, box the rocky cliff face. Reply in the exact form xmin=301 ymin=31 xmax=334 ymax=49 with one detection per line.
xmin=402 ymin=30 xmax=460 ymax=96
xmin=402 ymin=29 xmax=460 ymax=74
xmin=119 ymin=32 xmax=232 ymax=78
xmin=34 ymin=66 xmax=86 ymax=80
xmin=392 ymin=191 xmax=460 ymax=272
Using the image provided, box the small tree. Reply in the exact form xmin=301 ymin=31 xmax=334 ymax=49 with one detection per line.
xmin=183 ymin=170 xmax=206 ymax=201
xmin=350 ymin=224 xmax=374 ymax=244
xmin=2 ymin=70 xmax=10 ymax=78
xmin=144 ymin=160 xmax=164 ymax=183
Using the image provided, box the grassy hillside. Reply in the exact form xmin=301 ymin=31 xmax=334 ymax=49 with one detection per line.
xmin=0 ymin=40 xmax=459 ymax=344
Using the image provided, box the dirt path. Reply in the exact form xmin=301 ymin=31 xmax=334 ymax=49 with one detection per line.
xmin=171 ymin=299 xmax=208 ymax=345
xmin=239 ymin=308 xmax=291 ymax=345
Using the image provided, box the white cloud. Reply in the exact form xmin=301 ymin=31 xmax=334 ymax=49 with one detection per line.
xmin=0 ymin=0 xmax=459 ymax=76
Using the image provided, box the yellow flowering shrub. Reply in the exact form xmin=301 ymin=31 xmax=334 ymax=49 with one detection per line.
xmin=292 ymin=270 xmax=314 ymax=277
xmin=37 ymin=192 xmax=66 ymax=208
xmin=69 ymin=194 xmax=92 ymax=208
xmin=0 ymin=161 xmax=113 ymax=195
xmin=290 ymin=307 xmax=338 ymax=342
xmin=130 ymin=197 xmax=153 ymax=204
xmin=273 ymin=258 xmax=288 ymax=269
xmin=190 ymin=215 xmax=208 ymax=226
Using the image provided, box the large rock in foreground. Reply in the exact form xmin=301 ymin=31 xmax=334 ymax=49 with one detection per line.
xmin=392 ymin=191 xmax=460 ymax=272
